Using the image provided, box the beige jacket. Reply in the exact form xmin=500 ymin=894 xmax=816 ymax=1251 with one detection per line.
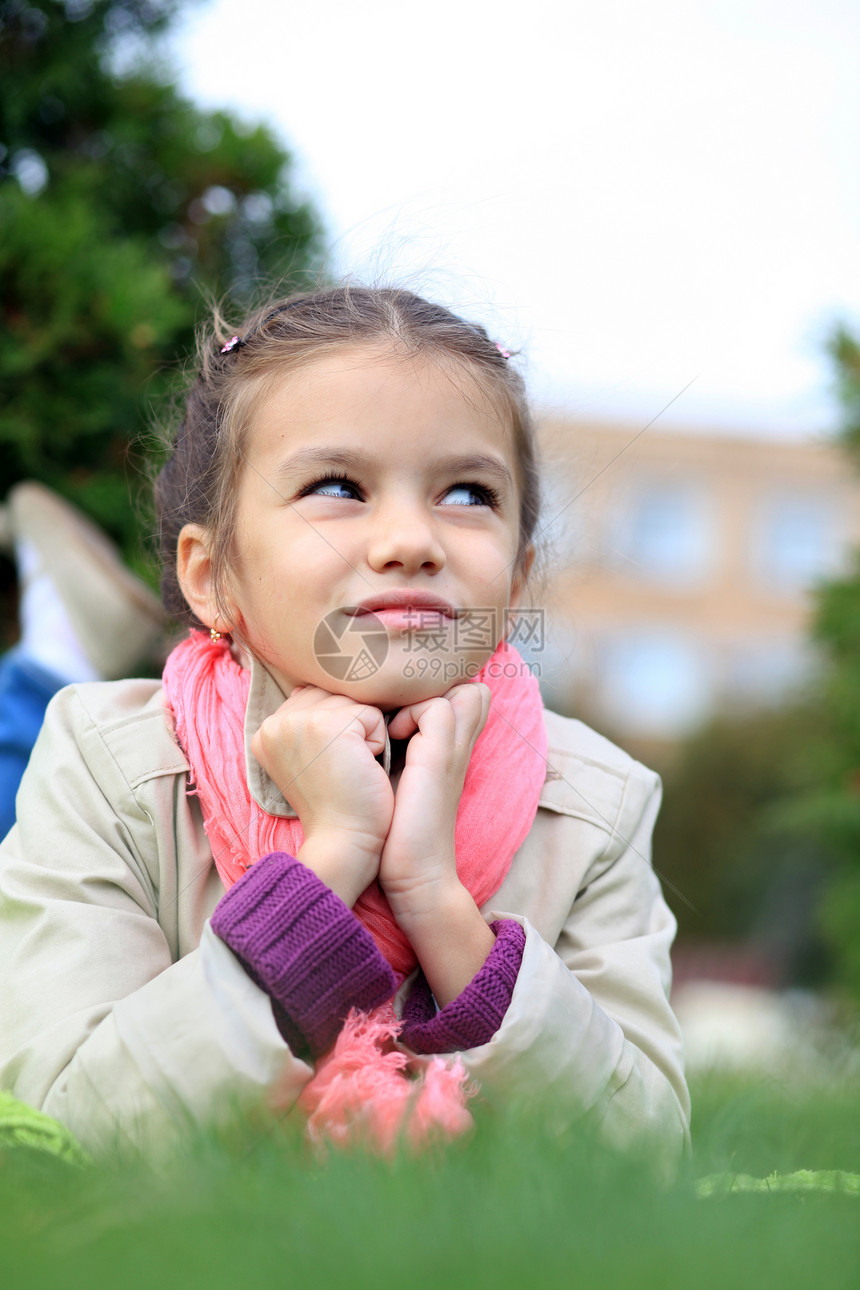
xmin=0 ymin=662 xmax=689 ymax=1160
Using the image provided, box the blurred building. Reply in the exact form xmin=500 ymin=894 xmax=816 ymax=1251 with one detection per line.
xmin=531 ymin=418 xmax=860 ymax=757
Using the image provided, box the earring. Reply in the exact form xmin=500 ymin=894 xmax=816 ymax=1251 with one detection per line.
xmin=210 ymin=626 xmax=222 ymax=643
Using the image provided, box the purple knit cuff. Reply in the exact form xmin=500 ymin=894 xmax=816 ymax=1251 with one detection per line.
xmin=399 ymin=919 xmax=526 ymax=1055
xmin=210 ymin=851 xmax=397 ymax=1058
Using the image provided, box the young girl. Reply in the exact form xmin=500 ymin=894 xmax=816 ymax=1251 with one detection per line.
xmin=0 ymin=286 xmax=689 ymax=1161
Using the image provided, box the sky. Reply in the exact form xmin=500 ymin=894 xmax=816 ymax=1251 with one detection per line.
xmin=170 ymin=0 xmax=860 ymax=439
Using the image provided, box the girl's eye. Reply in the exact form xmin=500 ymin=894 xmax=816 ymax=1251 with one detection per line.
xmin=441 ymin=482 xmax=502 ymax=508
xmin=301 ymin=473 xmax=362 ymax=501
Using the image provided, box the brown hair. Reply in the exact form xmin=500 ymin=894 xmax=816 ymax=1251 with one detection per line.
xmin=155 ymin=285 xmax=541 ymax=628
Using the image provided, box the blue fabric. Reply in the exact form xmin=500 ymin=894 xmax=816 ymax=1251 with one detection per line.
xmin=0 ymin=649 xmax=63 ymax=840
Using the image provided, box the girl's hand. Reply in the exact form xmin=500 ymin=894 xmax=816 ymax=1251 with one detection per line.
xmin=379 ymin=682 xmax=496 ymax=1005
xmin=251 ymin=686 xmax=394 ymax=907
xmin=379 ymin=682 xmax=491 ymax=927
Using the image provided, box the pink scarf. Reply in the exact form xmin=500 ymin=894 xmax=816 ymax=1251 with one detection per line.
xmin=163 ymin=631 xmax=547 ymax=1149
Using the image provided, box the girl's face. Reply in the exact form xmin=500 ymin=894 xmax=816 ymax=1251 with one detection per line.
xmin=221 ymin=345 xmax=530 ymax=708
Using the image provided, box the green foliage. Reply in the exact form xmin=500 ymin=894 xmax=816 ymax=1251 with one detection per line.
xmin=654 ymin=703 xmax=837 ymax=983
xmin=827 ymin=325 xmax=860 ymax=457
xmin=793 ymin=325 xmax=860 ymax=999
xmin=2 ymin=1080 xmax=860 ymax=1290
xmin=0 ymin=0 xmax=323 ymax=568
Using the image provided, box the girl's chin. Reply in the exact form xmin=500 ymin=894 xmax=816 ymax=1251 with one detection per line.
xmin=340 ymin=670 xmax=481 ymax=711
xmin=265 ymin=659 xmax=488 ymax=708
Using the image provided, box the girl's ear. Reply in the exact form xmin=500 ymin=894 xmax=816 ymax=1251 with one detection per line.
xmin=176 ymin=523 xmax=225 ymax=630
xmin=509 ymin=543 xmax=535 ymax=610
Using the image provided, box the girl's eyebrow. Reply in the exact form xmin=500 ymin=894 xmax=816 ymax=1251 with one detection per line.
xmin=274 ymin=446 xmax=514 ymax=487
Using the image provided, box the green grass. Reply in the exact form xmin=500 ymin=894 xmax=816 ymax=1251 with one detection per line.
xmin=1 ymin=1074 xmax=859 ymax=1290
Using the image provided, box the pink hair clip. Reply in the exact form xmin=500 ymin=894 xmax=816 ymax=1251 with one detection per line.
xmin=220 ymin=335 xmax=242 ymax=354
xmin=495 ymin=342 xmax=512 ymax=360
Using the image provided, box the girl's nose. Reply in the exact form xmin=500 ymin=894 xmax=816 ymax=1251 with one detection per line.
xmin=365 ymin=502 xmax=447 ymax=575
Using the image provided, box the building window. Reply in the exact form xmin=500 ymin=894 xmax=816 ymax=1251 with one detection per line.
xmin=606 ymin=480 xmax=713 ymax=586
xmin=721 ymin=639 xmax=814 ymax=706
xmin=751 ymin=492 xmax=842 ymax=593
xmin=598 ymin=631 xmax=710 ymax=736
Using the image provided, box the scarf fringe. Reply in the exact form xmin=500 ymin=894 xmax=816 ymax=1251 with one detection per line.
xmin=298 ymin=1009 xmax=474 ymax=1155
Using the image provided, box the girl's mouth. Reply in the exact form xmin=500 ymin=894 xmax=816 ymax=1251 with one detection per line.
xmin=355 ymin=606 xmax=454 ymax=632
xmin=347 ymin=591 xmax=458 ymax=625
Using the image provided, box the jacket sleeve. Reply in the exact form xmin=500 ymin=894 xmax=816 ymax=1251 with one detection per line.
xmin=0 ymin=685 xmax=317 ymax=1157
xmin=209 ymin=851 xmax=396 ymax=1058
xmin=452 ymin=763 xmax=690 ymax=1165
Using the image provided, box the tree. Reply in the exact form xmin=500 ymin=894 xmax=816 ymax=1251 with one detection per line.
xmin=794 ymin=326 xmax=860 ymax=997
xmin=653 ymin=702 xmax=837 ymax=987
xmin=0 ymin=0 xmax=322 ymax=583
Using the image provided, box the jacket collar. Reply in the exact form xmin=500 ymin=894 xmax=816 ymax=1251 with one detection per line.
xmin=241 ymin=650 xmax=392 ymax=818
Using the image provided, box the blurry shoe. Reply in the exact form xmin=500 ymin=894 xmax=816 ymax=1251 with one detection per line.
xmin=7 ymin=482 xmax=167 ymax=681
